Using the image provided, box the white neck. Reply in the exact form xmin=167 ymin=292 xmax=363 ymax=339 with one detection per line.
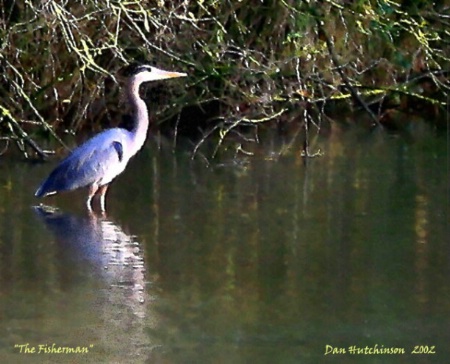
xmin=126 ymin=75 xmax=149 ymax=156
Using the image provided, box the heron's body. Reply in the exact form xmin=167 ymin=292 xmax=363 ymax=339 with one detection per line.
xmin=35 ymin=128 xmax=131 ymax=195
xmin=35 ymin=65 xmax=186 ymax=212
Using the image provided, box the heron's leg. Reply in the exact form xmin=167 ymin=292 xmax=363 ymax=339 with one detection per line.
xmin=98 ymin=184 xmax=109 ymax=212
xmin=87 ymin=185 xmax=98 ymax=212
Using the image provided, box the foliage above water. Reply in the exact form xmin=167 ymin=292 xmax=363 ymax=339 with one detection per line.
xmin=0 ymin=0 xmax=448 ymax=159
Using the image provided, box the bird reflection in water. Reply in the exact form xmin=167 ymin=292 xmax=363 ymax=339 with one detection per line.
xmin=33 ymin=204 xmax=146 ymax=318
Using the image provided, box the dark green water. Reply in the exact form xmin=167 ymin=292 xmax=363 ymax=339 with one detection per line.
xmin=0 ymin=127 xmax=449 ymax=363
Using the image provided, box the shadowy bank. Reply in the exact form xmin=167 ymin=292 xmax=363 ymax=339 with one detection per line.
xmin=0 ymin=0 xmax=448 ymax=159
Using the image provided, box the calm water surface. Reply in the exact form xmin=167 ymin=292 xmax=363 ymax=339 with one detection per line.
xmin=0 ymin=127 xmax=449 ymax=363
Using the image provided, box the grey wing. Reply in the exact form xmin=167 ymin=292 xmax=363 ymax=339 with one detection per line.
xmin=35 ymin=140 xmax=124 ymax=197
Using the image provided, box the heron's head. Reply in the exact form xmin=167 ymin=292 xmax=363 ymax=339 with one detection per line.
xmin=126 ymin=64 xmax=187 ymax=84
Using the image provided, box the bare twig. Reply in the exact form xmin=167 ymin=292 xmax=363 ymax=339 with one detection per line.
xmin=316 ymin=20 xmax=382 ymax=128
